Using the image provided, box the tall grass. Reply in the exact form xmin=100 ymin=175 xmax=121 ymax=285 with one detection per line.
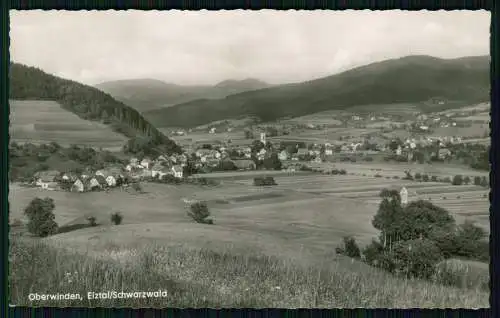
xmin=9 ymin=238 xmax=488 ymax=308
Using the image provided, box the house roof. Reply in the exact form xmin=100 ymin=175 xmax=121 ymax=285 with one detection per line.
xmin=95 ymin=175 xmax=107 ymax=185
xmin=297 ymin=148 xmax=308 ymax=155
xmin=151 ymin=163 xmax=164 ymax=171
xmin=172 ymin=165 xmax=183 ymax=173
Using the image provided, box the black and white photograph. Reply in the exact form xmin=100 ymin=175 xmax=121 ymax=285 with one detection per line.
xmin=8 ymin=10 xmax=490 ymax=308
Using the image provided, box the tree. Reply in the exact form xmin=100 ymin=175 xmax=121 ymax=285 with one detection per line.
xmin=111 ymin=212 xmax=123 ymax=225
xmin=244 ymin=129 xmax=254 ymax=139
xmin=251 ymin=140 xmax=265 ymax=154
xmin=474 ymin=176 xmax=482 ymax=186
xmin=24 ymin=197 xmax=58 ymax=237
xmin=262 ymin=153 xmax=282 ymax=170
xmin=463 ymin=176 xmax=471 ymax=185
xmin=187 ymin=201 xmax=213 ymax=224
xmin=453 ymin=220 xmax=488 ymax=260
xmin=452 ymin=175 xmax=463 ymax=185
xmin=336 ymin=236 xmax=361 ymax=259
xmin=386 ymin=239 xmax=443 ymax=279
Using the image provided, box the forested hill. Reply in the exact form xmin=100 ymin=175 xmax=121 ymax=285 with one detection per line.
xmin=9 ymin=63 xmax=181 ymax=154
xmin=143 ymin=55 xmax=490 ymax=128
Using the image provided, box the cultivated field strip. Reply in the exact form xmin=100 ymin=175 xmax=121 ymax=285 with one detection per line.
xmin=10 ymin=100 xmax=127 ymax=147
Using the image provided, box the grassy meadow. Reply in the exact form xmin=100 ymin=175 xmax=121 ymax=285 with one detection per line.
xmin=9 ymin=168 xmax=490 ymax=307
xmin=10 ymin=100 xmax=127 ymax=149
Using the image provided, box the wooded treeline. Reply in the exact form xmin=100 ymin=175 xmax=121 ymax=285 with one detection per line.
xmin=9 ymin=63 xmax=181 ymax=154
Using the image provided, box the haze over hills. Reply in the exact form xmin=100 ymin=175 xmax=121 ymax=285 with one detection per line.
xmin=95 ymin=78 xmax=271 ymax=112
xmin=141 ymin=55 xmax=490 ymax=129
xmin=9 ymin=63 xmax=182 ymax=154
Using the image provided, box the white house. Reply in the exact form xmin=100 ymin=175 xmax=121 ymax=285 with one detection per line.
xmin=35 ymin=170 xmax=60 ymax=190
xmin=171 ymin=165 xmax=183 ymax=179
xmin=400 ymin=187 xmax=408 ymax=205
xmin=209 ymin=127 xmax=216 ymax=134
xmin=140 ymin=158 xmax=152 ymax=169
xmin=396 ymin=145 xmax=402 ymax=156
xmin=71 ymin=179 xmax=84 ymax=193
xmin=257 ymin=148 xmax=267 ymax=160
xmin=106 ymin=175 xmax=117 ymax=187
xmin=88 ymin=177 xmax=101 ymax=190
xmin=325 ymin=147 xmax=333 ymax=156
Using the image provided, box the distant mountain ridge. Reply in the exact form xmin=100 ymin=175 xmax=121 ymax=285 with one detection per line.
xmin=10 ymin=63 xmax=181 ymax=154
xmin=95 ymin=78 xmax=271 ymax=112
xmin=142 ymin=55 xmax=490 ymax=128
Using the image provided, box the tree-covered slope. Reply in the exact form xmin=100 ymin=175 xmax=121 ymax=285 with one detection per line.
xmin=9 ymin=63 xmax=181 ymax=154
xmin=143 ymin=55 xmax=490 ymax=128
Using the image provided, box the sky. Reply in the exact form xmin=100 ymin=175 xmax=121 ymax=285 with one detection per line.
xmin=10 ymin=10 xmax=490 ymax=86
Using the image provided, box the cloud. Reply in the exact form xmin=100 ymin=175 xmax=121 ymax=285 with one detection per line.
xmin=10 ymin=9 xmax=490 ymax=86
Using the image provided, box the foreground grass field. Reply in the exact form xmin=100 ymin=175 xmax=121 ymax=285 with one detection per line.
xmin=9 ymin=170 xmax=490 ymax=307
xmin=10 ymin=100 xmax=127 ymax=149
xmin=10 ymin=237 xmax=489 ymax=308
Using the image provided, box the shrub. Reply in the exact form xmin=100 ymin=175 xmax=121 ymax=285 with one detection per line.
xmin=414 ymin=172 xmax=422 ymax=180
xmin=110 ymin=212 xmax=123 ymax=225
xmin=392 ymin=175 xmax=400 ymax=179
xmin=339 ymin=169 xmax=347 ymax=175
xmin=374 ymin=174 xmax=382 ymax=178
xmin=433 ymin=259 xmax=489 ymax=291
xmin=403 ymin=171 xmax=413 ymax=180
xmin=87 ymin=216 xmax=97 ymax=227
xmin=386 ymin=239 xmax=444 ymax=279
xmin=24 ymin=197 xmax=58 ymax=237
xmin=474 ymin=176 xmax=482 ymax=186
xmin=452 ymin=175 xmax=463 ymax=186
xmin=340 ymin=236 xmax=361 ymax=259
xmin=480 ymin=176 xmax=488 ymax=188
xmin=463 ymin=176 xmax=471 ymax=185
xmin=187 ymin=201 xmax=213 ymax=224
xmin=442 ymin=177 xmax=452 ymax=183
xmin=422 ymin=174 xmax=429 ymax=182
xmin=431 ymin=175 xmax=438 ymax=182
xmin=253 ymin=176 xmax=277 ymax=186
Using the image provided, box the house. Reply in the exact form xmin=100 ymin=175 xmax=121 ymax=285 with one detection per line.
xmin=296 ymin=148 xmax=308 ymax=158
xmin=106 ymin=175 xmax=117 ymax=187
xmin=61 ymin=172 xmax=78 ymax=182
xmin=35 ymin=170 xmax=61 ymax=190
xmin=130 ymin=157 xmax=139 ymax=165
xmin=400 ymin=187 xmax=408 ymax=205
xmin=233 ymin=159 xmax=256 ymax=170
xmin=438 ymin=148 xmax=452 ymax=159
xmin=209 ymin=127 xmax=216 ymax=134
xmin=88 ymin=177 xmax=101 ymax=191
xmin=325 ymin=147 xmax=333 ymax=156
xmin=95 ymin=170 xmax=106 ymax=177
xmin=278 ymin=150 xmax=289 ymax=161
xmin=157 ymin=155 xmax=168 ymax=162
xmin=95 ymin=175 xmax=108 ymax=188
xmin=396 ymin=145 xmax=402 ymax=156
xmin=71 ymin=179 xmax=85 ymax=193
xmin=257 ymin=148 xmax=267 ymax=160
xmin=214 ymin=151 xmax=222 ymax=159
xmin=196 ymin=149 xmax=212 ymax=158
xmin=171 ymin=165 xmax=183 ymax=178
xmin=140 ymin=158 xmax=152 ymax=169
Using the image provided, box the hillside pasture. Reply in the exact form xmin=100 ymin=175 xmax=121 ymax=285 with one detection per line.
xmin=345 ymin=103 xmax=421 ymax=116
xmin=10 ymin=100 xmax=127 ymax=148
xmin=430 ymin=124 xmax=488 ymax=139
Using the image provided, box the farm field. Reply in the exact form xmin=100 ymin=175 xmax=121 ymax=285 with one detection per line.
xmin=430 ymin=123 xmax=488 ymax=139
xmin=10 ymin=100 xmax=127 ymax=148
xmin=345 ymin=103 xmax=421 ymax=117
xmin=314 ymin=162 xmax=490 ymax=179
xmin=161 ymin=130 xmax=253 ymax=147
xmin=226 ymin=174 xmax=489 ymax=231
